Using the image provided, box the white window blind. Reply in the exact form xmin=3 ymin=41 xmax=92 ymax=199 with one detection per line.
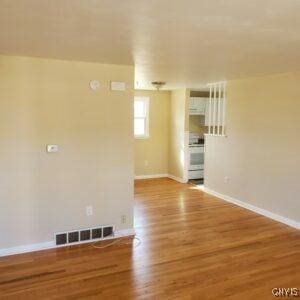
xmin=134 ymin=97 xmax=149 ymax=138
xmin=207 ymin=81 xmax=227 ymax=136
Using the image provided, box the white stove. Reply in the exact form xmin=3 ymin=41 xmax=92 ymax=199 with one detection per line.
xmin=188 ymin=144 xmax=204 ymax=179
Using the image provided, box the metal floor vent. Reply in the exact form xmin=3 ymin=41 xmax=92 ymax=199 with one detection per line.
xmin=55 ymin=225 xmax=114 ymax=246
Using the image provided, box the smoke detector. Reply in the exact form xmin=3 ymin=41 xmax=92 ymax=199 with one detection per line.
xmin=151 ymin=81 xmax=166 ymax=90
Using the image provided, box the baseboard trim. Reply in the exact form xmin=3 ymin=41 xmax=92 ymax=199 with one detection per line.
xmin=168 ymin=174 xmax=188 ymax=183
xmin=134 ymin=174 xmax=169 ymax=179
xmin=134 ymin=173 xmax=188 ymax=183
xmin=0 ymin=228 xmax=136 ymax=257
xmin=0 ymin=241 xmax=55 ymax=258
xmin=204 ymin=187 xmax=300 ymax=230
xmin=113 ymin=228 xmax=136 ymax=238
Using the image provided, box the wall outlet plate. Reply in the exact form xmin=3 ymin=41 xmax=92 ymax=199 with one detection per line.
xmin=86 ymin=206 xmax=93 ymax=216
xmin=121 ymin=215 xmax=126 ymax=224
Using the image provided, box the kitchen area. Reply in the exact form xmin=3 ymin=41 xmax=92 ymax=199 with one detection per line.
xmin=188 ymin=90 xmax=209 ymax=184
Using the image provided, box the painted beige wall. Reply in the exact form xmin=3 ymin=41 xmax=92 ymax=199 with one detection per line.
xmin=168 ymin=89 xmax=189 ymax=181
xmin=134 ymin=90 xmax=170 ymax=176
xmin=0 ymin=55 xmax=134 ymax=249
xmin=205 ymin=72 xmax=300 ymax=222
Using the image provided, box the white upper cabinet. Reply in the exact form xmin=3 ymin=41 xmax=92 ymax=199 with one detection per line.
xmin=189 ymin=95 xmax=224 ymax=127
xmin=189 ymin=97 xmax=207 ymax=115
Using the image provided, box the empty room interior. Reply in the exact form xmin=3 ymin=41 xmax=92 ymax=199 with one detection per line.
xmin=0 ymin=0 xmax=300 ymax=299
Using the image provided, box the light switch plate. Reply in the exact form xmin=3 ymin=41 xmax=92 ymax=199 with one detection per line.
xmin=110 ymin=81 xmax=126 ymax=91
xmin=47 ymin=145 xmax=59 ymax=153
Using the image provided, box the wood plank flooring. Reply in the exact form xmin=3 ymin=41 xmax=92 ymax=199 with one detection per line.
xmin=0 ymin=178 xmax=299 ymax=299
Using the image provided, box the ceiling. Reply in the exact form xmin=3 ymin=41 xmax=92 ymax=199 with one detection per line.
xmin=0 ymin=0 xmax=300 ymax=89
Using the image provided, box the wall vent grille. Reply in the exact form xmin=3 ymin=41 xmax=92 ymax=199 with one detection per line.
xmin=55 ymin=225 xmax=114 ymax=246
xmin=91 ymin=228 xmax=102 ymax=239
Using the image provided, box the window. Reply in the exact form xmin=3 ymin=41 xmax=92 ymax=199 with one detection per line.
xmin=206 ymin=81 xmax=227 ymax=136
xmin=134 ymin=97 xmax=149 ymax=138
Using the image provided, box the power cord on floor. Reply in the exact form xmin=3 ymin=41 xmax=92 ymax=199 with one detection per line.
xmin=92 ymin=236 xmax=141 ymax=249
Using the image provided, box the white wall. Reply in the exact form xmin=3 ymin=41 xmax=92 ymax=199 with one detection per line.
xmin=168 ymin=89 xmax=189 ymax=182
xmin=205 ymin=72 xmax=300 ymax=224
xmin=0 ymin=55 xmax=134 ymax=249
xmin=134 ymin=90 xmax=170 ymax=176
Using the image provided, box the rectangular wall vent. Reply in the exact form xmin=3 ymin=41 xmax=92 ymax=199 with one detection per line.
xmin=92 ymin=228 xmax=102 ymax=239
xmin=56 ymin=233 xmax=67 ymax=245
xmin=55 ymin=225 xmax=114 ymax=246
xmin=103 ymin=226 xmax=113 ymax=237
xmin=80 ymin=230 xmax=91 ymax=241
xmin=68 ymin=231 xmax=79 ymax=243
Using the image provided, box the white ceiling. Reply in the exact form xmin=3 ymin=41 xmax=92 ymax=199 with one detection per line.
xmin=0 ymin=0 xmax=300 ymax=89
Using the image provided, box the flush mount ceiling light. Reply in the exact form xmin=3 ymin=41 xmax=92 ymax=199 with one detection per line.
xmin=151 ymin=81 xmax=166 ymax=90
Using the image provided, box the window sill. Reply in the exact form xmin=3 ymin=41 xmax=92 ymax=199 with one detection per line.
xmin=135 ymin=135 xmax=150 ymax=140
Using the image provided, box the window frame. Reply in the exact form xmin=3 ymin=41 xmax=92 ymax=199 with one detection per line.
xmin=134 ymin=96 xmax=150 ymax=139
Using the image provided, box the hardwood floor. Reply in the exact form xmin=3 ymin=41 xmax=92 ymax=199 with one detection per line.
xmin=0 ymin=178 xmax=299 ymax=299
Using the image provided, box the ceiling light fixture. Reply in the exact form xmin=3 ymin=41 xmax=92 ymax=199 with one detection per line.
xmin=151 ymin=81 xmax=166 ymax=90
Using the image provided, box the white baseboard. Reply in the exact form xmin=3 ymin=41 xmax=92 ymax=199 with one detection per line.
xmin=113 ymin=228 xmax=136 ymax=238
xmin=204 ymin=187 xmax=300 ymax=230
xmin=0 ymin=241 xmax=55 ymax=258
xmin=0 ymin=228 xmax=135 ymax=257
xmin=134 ymin=173 xmax=188 ymax=184
xmin=168 ymin=174 xmax=188 ymax=183
xmin=134 ymin=174 xmax=169 ymax=179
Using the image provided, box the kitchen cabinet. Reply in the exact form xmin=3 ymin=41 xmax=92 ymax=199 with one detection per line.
xmin=189 ymin=97 xmax=207 ymax=115
xmin=189 ymin=96 xmax=224 ymax=127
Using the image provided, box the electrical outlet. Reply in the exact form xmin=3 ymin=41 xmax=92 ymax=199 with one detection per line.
xmin=144 ymin=160 xmax=149 ymax=167
xmin=121 ymin=215 xmax=126 ymax=224
xmin=224 ymin=176 xmax=229 ymax=183
xmin=86 ymin=206 xmax=93 ymax=216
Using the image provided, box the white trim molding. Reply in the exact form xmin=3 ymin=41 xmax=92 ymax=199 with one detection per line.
xmin=204 ymin=187 xmax=300 ymax=230
xmin=183 ymin=131 xmax=190 ymax=183
xmin=168 ymin=174 xmax=188 ymax=184
xmin=134 ymin=96 xmax=149 ymax=139
xmin=0 ymin=228 xmax=135 ymax=257
xmin=134 ymin=174 xmax=188 ymax=183
xmin=114 ymin=228 xmax=136 ymax=238
xmin=134 ymin=174 xmax=169 ymax=180
xmin=0 ymin=241 xmax=55 ymax=258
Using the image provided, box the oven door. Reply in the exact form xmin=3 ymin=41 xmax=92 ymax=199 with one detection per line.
xmin=189 ymin=170 xmax=204 ymax=179
xmin=189 ymin=146 xmax=204 ymax=171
